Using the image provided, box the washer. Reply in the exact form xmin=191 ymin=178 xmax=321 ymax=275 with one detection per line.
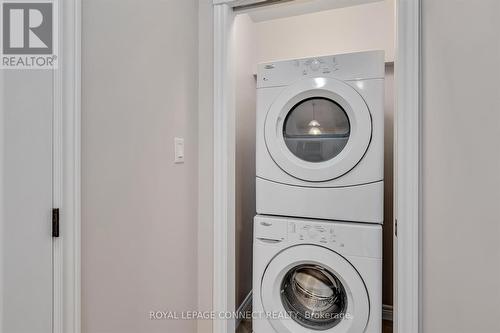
xmin=253 ymin=215 xmax=382 ymax=333
xmin=256 ymin=51 xmax=384 ymax=223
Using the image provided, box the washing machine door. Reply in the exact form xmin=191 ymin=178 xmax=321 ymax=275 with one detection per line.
xmin=264 ymin=77 xmax=372 ymax=182
xmin=260 ymin=245 xmax=369 ymax=333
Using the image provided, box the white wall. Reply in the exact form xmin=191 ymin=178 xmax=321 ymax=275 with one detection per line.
xmin=233 ymin=14 xmax=257 ymax=308
xmin=383 ymin=63 xmax=394 ymax=307
xmin=422 ymin=1 xmax=500 ymax=332
xmin=82 ymin=1 xmax=199 ymax=332
xmin=197 ymin=1 xmax=214 ymax=333
xmin=253 ymin=0 xmax=394 ymax=63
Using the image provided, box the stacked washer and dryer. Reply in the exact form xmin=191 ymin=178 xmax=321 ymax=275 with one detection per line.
xmin=253 ymin=51 xmax=385 ymax=333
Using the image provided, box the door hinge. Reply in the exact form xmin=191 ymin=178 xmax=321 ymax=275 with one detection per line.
xmin=395 ymin=218 xmax=398 ymax=238
xmin=52 ymin=208 xmax=60 ymax=237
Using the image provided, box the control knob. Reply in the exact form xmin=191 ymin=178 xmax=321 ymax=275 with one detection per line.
xmin=310 ymin=59 xmax=321 ymax=71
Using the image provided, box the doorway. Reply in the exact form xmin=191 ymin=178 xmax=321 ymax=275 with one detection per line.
xmin=209 ymin=1 xmax=421 ymax=333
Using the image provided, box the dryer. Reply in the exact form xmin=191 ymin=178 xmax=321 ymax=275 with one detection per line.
xmin=253 ymin=215 xmax=382 ymax=333
xmin=256 ymin=51 xmax=384 ymax=223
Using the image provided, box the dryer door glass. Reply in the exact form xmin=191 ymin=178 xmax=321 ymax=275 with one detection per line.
xmin=281 ymin=264 xmax=348 ymax=330
xmin=283 ymin=97 xmax=350 ymax=163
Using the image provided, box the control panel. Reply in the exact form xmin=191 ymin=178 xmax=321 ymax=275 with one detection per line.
xmin=254 ymin=215 xmax=382 ymax=259
xmin=258 ymin=56 xmax=339 ymax=86
xmin=256 ymin=51 xmax=385 ymax=89
xmin=287 ymin=220 xmax=345 ymax=248
xmin=292 ymin=57 xmax=338 ymax=77
xmin=302 ymin=57 xmax=338 ymax=75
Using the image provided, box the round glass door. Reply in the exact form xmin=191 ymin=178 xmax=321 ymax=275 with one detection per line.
xmin=260 ymin=245 xmax=370 ymax=333
xmin=264 ymin=78 xmax=372 ymax=182
xmin=281 ymin=264 xmax=347 ymax=330
xmin=283 ymin=98 xmax=350 ymax=163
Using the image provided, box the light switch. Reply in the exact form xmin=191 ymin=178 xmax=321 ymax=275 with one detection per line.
xmin=174 ymin=137 xmax=184 ymax=164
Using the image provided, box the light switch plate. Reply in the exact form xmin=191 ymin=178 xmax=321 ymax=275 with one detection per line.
xmin=174 ymin=137 xmax=184 ymax=164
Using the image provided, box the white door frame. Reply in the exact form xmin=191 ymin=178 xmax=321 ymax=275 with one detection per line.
xmin=211 ymin=1 xmax=421 ymax=333
xmin=53 ymin=0 xmax=81 ymax=332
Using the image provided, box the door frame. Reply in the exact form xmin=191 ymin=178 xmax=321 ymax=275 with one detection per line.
xmin=211 ymin=1 xmax=421 ymax=333
xmin=53 ymin=0 xmax=81 ymax=332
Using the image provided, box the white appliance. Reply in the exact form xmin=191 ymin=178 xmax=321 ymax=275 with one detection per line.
xmin=256 ymin=51 xmax=385 ymax=223
xmin=253 ymin=215 xmax=382 ymax=333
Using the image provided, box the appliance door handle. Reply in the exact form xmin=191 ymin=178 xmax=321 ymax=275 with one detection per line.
xmin=256 ymin=237 xmax=283 ymax=244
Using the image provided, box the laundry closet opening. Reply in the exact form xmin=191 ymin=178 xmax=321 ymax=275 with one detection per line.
xmin=232 ymin=1 xmax=395 ymax=333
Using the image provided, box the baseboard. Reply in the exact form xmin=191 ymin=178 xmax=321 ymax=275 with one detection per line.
xmin=235 ymin=290 xmax=253 ymax=328
xmin=383 ymin=304 xmax=393 ymax=322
